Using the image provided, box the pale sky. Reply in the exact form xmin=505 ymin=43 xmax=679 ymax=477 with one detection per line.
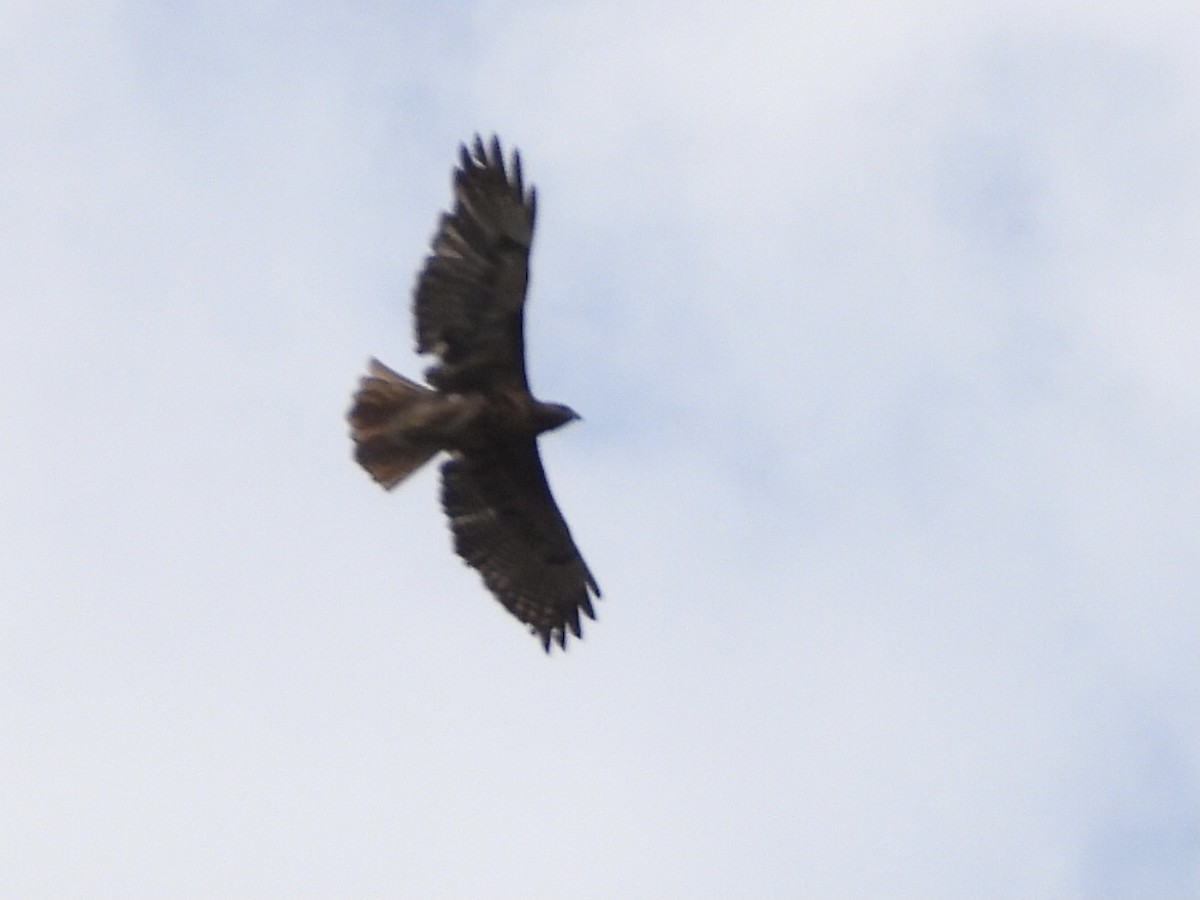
xmin=2 ymin=2 xmax=1198 ymax=897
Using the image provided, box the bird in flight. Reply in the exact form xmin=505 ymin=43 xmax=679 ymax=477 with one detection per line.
xmin=348 ymin=135 xmax=600 ymax=651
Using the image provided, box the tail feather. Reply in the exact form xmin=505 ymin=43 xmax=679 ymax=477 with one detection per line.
xmin=348 ymin=359 xmax=440 ymax=489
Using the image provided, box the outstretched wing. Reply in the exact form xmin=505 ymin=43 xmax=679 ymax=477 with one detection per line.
xmin=414 ymin=135 xmax=536 ymax=393
xmin=441 ymin=443 xmax=600 ymax=651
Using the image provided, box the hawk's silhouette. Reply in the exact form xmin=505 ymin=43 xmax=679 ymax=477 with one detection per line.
xmin=349 ymin=136 xmax=600 ymax=650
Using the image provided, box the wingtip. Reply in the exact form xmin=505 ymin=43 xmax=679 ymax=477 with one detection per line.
xmin=456 ymin=134 xmax=535 ymax=209
xmin=534 ymin=620 xmax=582 ymax=653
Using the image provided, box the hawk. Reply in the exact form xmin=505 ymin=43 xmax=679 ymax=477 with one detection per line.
xmin=348 ymin=135 xmax=600 ymax=651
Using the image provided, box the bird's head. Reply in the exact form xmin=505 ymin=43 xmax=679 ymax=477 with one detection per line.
xmin=535 ymin=401 xmax=581 ymax=434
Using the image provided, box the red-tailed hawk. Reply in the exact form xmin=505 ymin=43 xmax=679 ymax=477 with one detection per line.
xmin=349 ymin=136 xmax=600 ymax=651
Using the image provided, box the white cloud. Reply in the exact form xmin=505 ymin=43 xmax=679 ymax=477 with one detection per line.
xmin=1 ymin=2 xmax=1196 ymax=897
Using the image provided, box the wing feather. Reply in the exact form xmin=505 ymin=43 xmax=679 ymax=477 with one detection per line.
xmin=441 ymin=444 xmax=600 ymax=651
xmin=414 ymin=135 xmax=536 ymax=392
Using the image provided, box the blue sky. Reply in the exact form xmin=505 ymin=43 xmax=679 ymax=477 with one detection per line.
xmin=2 ymin=2 xmax=1197 ymax=897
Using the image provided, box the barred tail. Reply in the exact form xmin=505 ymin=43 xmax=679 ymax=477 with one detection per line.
xmin=348 ymin=358 xmax=440 ymax=489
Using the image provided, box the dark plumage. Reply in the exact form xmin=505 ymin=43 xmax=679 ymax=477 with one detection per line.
xmin=348 ymin=136 xmax=599 ymax=650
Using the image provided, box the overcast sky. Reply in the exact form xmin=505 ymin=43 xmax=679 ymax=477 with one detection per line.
xmin=2 ymin=2 xmax=1197 ymax=898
